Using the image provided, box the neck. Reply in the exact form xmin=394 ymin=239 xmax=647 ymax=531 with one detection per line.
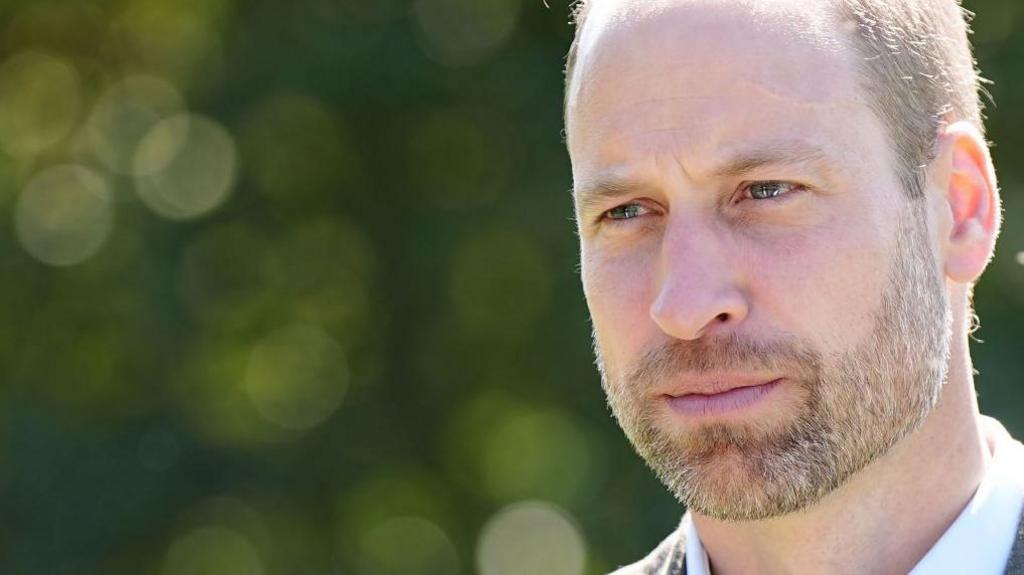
xmin=694 ymin=322 xmax=990 ymax=575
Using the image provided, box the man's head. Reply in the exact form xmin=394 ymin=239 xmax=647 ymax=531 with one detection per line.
xmin=566 ymin=0 xmax=1000 ymax=520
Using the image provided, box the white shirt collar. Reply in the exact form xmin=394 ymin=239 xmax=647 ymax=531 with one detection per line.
xmin=685 ymin=417 xmax=1024 ymax=575
xmin=685 ymin=513 xmax=712 ymax=575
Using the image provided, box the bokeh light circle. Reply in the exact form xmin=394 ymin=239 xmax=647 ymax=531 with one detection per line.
xmin=14 ymin=165 xmax=114 ymax=266
xmin=244 ymin=324 xmax=349 ymax=431
xmin=414 ymin=0 xmax=521 ymax=67
xmin=359 ymin=516 xmax=460 ymax=575
xmin=476 ymin=501 xmax=587 ymax=575
xmin=86 ymin=75 xmax=185 ymax=174
xmin=161 ymin=526 xmax=264 ymax=575
xmin=133 ymin=113 xmax=238 ymax=220
xmin=479 ymin=407 xmax=596 ymax=504
xmin=0 ymin=51 xmax=81 ymax=157
xmin=113 ymin=2 xmax=227 ymax=87
xmin=442 ymin=392 xmax=604 ymax=507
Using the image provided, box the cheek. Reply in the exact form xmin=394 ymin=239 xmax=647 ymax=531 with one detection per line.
xmin=581 ymin=244 xmax=659 ymax=369
xmin=741 ymin=215 xmax=891 ymax=350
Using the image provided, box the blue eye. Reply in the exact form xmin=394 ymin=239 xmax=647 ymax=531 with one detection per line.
xmin=746 ymin=181 xmax=795 ymax=200
xmin=605 ymin=204 xmax=648 ymax=220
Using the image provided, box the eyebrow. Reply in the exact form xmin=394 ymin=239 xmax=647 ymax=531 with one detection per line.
xmin=716 ymin=142 xmax=829 ymax=178
xmin=573 ymin=176 xmax=652 ymax=219
xmin=573 ymin=141 xmax=833 ymax=215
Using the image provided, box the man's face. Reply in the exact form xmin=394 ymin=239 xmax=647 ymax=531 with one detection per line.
xmin=567 ymin=0 xmax=952 ymax=520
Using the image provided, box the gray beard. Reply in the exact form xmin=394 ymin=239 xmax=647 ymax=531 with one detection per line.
xmin=596 ymin=203 xmax=951 ymax=521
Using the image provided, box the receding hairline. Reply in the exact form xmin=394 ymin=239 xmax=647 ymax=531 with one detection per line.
xmin=565 ymin=0 xmax=987 ymax=199
xmin=564 ymin=0 xmax=859 ymax=120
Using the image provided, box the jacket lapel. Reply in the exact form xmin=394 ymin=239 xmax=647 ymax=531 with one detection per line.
xmin=662 ymin=514 xmax=689 ymax=575
xmin=1003 ymin=504 xmax=1024 ymax=574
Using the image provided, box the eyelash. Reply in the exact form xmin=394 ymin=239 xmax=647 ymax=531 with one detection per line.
xmin=598 ymin=181 xmax=804 ymax=224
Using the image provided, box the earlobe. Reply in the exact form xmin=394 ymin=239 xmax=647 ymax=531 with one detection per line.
xmin=933 ymin=121 xmax=1001 ymax=284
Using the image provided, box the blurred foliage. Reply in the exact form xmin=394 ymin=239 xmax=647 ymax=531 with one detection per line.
xmin=0 ymin=0 xmax=1020 ymax=573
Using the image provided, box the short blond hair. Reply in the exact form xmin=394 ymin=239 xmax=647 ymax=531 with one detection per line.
xmin=564 ymin=0 xmax=986 ymax=198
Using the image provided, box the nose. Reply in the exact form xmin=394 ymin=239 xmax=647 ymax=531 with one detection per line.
xmin=649 ymin=217 xmax=750 ymax=341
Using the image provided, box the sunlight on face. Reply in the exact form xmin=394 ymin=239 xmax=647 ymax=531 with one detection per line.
xmin=599 ymin=206 xmax=950 ymax=520
xmin=568 ymin=0 xmax=952 ymax=520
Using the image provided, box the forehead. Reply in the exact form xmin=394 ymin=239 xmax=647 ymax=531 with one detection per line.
xmin=569 ymin=0 xmax=852 ymax=104
xmin=567 ymin=0 xmax=882 ymax=179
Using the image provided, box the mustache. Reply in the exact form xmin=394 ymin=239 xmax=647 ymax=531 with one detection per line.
xmin=622 ymin=333 xmax=823 ymax=388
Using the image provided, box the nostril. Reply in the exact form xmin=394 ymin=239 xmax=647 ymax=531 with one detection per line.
xmin=715 ymin=312 xmax=730 ymax=323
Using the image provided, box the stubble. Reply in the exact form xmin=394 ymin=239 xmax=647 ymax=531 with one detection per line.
xmin=596 ymin=204 xmax=951 ymax=520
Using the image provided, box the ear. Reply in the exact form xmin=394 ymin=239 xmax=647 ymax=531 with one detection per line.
xmin=928 ymin=121 xmax=1001 ymax=284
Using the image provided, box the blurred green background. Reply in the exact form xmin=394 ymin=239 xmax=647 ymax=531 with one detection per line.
xmin=0 ymin=0 xmax=1020 ymax=573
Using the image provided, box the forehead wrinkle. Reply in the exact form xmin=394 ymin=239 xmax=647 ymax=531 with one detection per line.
xmin=586 ymin=117 xmax=863 ymax=192
xmin=577 ymin=59 xmax=880 ymax=179
xmin=583 ymin=61 xmax=868 ymax=132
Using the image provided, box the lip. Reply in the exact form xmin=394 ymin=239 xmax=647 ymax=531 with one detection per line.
xmin=657 ymin=372 xmax=783 ymax=397
xmin=662 ymin=378 xmax=783 ymax=418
